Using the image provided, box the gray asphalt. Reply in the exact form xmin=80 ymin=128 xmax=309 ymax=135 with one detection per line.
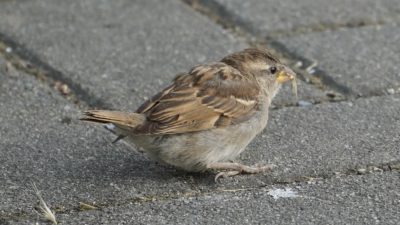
xmin=277 ymin=25 xmax=400 ymax=96
xmin=0 ymin=0 xmax=399 ymax=224
xmin=214 ymin=0 xmax=400 ymax=36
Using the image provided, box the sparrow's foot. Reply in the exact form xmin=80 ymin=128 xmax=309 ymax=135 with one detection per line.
xmin=207 ymin=162 xmax=275 ymax=182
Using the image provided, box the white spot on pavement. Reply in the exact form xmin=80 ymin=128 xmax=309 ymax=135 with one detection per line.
xmin=297 ymin=100 xmax=312 ymax=107
xmin=295 ymin=61 xmax=303 ymax=68
xmin=104 ymin=123 xmax=115 ymax=130
xmin=268 ymin=188 xmax=298 ymax=200
xmin=387 ymin=88 xmax=395 ymax=95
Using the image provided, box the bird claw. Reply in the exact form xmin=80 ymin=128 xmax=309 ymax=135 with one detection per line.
xmin=212 ymin=163 xmax=276 ymax=182
xmin=214 ymin=171 xmax=240 ymax=182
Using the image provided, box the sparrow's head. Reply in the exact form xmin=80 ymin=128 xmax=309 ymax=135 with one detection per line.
xmin=221 ymin=48 xmax=296 ymax=97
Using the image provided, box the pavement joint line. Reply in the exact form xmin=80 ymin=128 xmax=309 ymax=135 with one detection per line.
xmin=0 ymin=33 xmax=313 ymax=112
xmin=263 ymin=19 xmax=391 ymax=39
xmin=180 ymin=0 xmax=307 ymax=77
xmin=181 ymin=0 xmax=353 ymax=97
xmin=0 ymin=30 xmax=322 ymax=111
xmin=182 ymin=0 xmax=400 ymax=101
xmin=0 ymin=32 xmax=112 ymax=110
xmin=184 ymin=0 xmax=399 ymax=38
xmin=0 ymin=29 xmax=340 ymax=112
xmin=2 ymin=29 xmax=393 ymax=112
xmin=182 ymin=0 xmax=351 ymax=91
xmin=0 ymin=10 xmax=393 ymax=110
xmin=268 ymin=40 xmax=355 ymax=96
xmin=2 ymin=160 xmax=399 ymax=223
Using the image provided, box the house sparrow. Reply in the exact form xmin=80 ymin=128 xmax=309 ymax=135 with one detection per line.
xmin=82 ymin=48 xmax=296 ymax=180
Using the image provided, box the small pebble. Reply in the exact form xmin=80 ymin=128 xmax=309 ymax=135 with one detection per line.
xmin=387 ymin=88 xmax=395 ymax=95
xmin=295 ymin=61 xmax=303 ymax=68
xmin=357 ymin=168 xmax=367 ymax=174
xmin=54 ymin=81 xmax=71 ymax=95
xmin=372 ymin=167 xmax=383 ymax=172
xmin=307 ymin=68 xmax=316 ymax=74
xmin=104 ymin=124 xmax=115 ymax=130
xmin=5 ymin=47 xmax=12 ymax=53
xmin=297 ymin=100 xmax=312 ymax=107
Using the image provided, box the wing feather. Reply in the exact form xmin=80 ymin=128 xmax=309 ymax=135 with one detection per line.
xmin=135 ymin=63 xmax=260 ymax=134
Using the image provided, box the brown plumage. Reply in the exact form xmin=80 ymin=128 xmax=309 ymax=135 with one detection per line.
xmin=82 ymin=110 xmax=145 ymax=128
xmin=81 ymin=48 xmax=296 ymax=180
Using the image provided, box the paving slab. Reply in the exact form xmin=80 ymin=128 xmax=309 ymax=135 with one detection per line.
xmin=0 ymin=0 xmax=324 ymax=108
xmin=212 ymin=0 xmax=400 ymax=36
xmin=278 ymin=24 xmax=400 ymax=96
xmin=13 ymin=171 xmax=399 ymax=225
xmin=245 ymin=93 xmax=400 ymax=182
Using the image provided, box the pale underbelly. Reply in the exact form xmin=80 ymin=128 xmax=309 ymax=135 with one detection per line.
xmin=124 ymin=111 xmax=268 ymax=172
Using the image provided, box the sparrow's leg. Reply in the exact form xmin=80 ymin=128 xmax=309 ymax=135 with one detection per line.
xmin=207 ymin=162 xmax=275 ymax=181
xmin=103 ymin=124 xmax=126 ymax=144
xmin=103 ymin=124 xmax=116 ymax=134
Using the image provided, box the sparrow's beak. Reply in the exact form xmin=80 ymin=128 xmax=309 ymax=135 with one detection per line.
xmin=276 ymin=69 xmax=295 ymax=84
xmin=276 ymin=67 xmax=298 ymax=99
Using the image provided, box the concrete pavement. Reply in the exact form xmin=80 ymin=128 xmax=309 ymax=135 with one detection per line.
xmin=0 ymin=0 xmax=399 ymax=224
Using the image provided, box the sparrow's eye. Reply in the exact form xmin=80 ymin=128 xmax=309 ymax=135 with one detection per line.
xmin=269 ymin=66 xmax=277 ymax=74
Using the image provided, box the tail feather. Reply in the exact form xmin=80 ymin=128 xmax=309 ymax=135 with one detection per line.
xmin=81 ymin=110 xmax=145 ymax=128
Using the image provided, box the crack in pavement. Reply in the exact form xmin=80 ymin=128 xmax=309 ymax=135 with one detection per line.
xmin=0 ymin=33 xmax=395 ymax=115
xmin=263 ymin=19 xmax=391 ymax=39
xmin=181 ymin=0 xmax=399 ymax=101
xmin=181 ymin=0 xmax=353 ymax=97
xmin=2 ymin=160 xmax=399 ymax=223
xmin=183 ymin=0 xmax=399 ymax=37
xmin=0 ymin=32 xmax=111 ymax=110
xmin=268 ymin=40 xmax=355 ymax=97
xmin=0 ymin=31 xmax=330 ymax=111
xmin=0 ymin=26 xmax=393 ymax=111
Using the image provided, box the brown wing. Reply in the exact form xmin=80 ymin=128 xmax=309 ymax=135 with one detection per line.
xmin=135 ymin=63 xmax=260 ymax=134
